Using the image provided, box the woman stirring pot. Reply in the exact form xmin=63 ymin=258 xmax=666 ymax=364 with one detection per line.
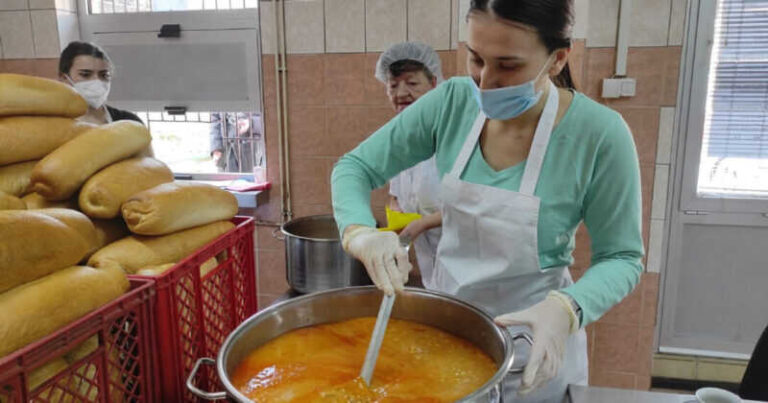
xmin=332 ymin=0 xmax=644 ymax=401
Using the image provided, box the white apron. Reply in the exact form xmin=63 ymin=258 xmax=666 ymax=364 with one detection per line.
xmin=389 ymin=157 xmax=442 ymax=288
xmin=433 ymin=82 xmax=588 ymax=403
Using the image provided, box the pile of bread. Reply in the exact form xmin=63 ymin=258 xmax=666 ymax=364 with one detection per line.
xmin=0 ymin=74 xmax=239 ymax=394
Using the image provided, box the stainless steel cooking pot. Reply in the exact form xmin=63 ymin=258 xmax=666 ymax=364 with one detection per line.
xmin=186 ymin=286 xmax=532 ymax=402
xmin=275 ymin=214 xmax=371 ymax=293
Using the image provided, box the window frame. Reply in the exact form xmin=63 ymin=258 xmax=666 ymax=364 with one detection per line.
xmin=677 ymin=0 xmax=768 ymax=214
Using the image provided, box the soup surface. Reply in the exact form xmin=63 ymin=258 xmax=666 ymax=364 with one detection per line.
xmin=231 ymin=317 xmax=497 ymax=402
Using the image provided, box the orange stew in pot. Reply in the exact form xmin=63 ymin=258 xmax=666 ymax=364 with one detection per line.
xmin=231 ymin=317 xmax=497 ymax=402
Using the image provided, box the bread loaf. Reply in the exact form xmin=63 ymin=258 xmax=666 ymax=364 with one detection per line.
xmin=0 ymin=117 xmax=93 ymax=166
xmin=0 ymin=192 xmax=25 ymax=210
xmin=122 ymin=182 xmax=238 ymax=235
xmin=0 ymin=160 xmax=36 ymax=196
xmin=30 ymin=121 xmax=152 ymax=200
xmin=36 ymin=209 xmax=99 ymax=258
xmin=0 ymin=264 xmax=128 ymax=358
xmin=22 ymin=192 xmax=79 ymax=210
xmin=0 ymin=211 xmax=89 ymax=293
xmin=0 ymin=74 xmax=87 ymax=118
xmin=88 ymin=221 xmax=234 ymax=274
xmin=135 ymin=263 xmax=176 ymax=276
xmin=79 ymin=157 xmax=173 ymax=219
xmin=92 ymin=218 xmax=129 ymax=252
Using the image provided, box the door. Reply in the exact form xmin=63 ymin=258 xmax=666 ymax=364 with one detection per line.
xmin=660 ymin=0 xmax=768 ymax=358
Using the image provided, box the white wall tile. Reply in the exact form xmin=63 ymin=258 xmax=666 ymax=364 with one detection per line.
xmin=647 ymin=218 xmax=666 ymax=273
xmin=259 ymin=1 xmax=275 ymax=54
xmin=31 ymin=9 xmax=59 ymax=57
xmin=657 ymin=107 xmax=675 ymax=164
xmin=572 ymin=0 xmax=589 ymax=39
xmin=652 ymin=164 xmax=670 ymax=220
xmin=325 ymin=0 xmax=365 ymax=53
xmin=0 ymin=11 xmax=35 ymax=59
xmin=457 ymin=0 xmax=469 ymax=43
xmin=408 ymin=0 xmax=452 ymax=50
xmin=29 ymin=0 xmax=54 ymax=9
xmin=285 ymin=0 xmax=324 ymax=54
xmin=0 ymin=0 xmax=28 ymax=11
xmin=54 ymin=0 xmax=76 ymax=12
xmin=668 ymin=0 xmax=686 ymax=46
xmin=56 ymin=10 xmax=78 ymax=52
xmin=629 ymin=0 xmax=671 ymax=47
xmin=586 ymin=0 xmax=618 ymax=47
xmin=365 ymin=0 xmax=406 ymax=52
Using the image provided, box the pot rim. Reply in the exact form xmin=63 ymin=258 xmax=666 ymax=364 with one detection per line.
xmin=216 ymin=286 xmax=515 ymax=402
xmin=280 ymin=214 xmax=340 ymax=243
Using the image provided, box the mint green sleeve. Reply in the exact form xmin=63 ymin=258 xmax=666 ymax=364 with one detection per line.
xmin=331 ymin=82 xmax=447 ymax=235
xmin=560 ymin=115 xmax=645 ymax=326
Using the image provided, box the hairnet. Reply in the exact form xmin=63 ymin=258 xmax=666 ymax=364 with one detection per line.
xmin=375 ymin=42 xmax=444 ymax=83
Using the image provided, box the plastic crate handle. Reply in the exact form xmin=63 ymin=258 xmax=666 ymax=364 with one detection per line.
xmin=187 ymin=358 xmax=228 ymax=401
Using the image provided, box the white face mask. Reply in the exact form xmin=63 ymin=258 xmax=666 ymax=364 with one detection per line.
xmin=67 ymin=76 xmax=110 ymax=109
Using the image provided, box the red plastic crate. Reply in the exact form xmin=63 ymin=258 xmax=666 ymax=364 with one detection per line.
xmin=0 ymin=278 xmax=157 ymax=402
xmin=130 ymin=217 xmax=257 ymax=402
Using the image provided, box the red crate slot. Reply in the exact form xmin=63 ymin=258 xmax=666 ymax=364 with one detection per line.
xmin=129 ymin=216 xmax=257 ymax=402
xmin=0 ymin=279 xmax=158 ymax=403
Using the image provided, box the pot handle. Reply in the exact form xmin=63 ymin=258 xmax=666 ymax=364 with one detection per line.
xmin=507 ymin=330 xmax=534 ymax=375
xmin=272 ymin=227 xmax=285 ymax=240
xmin=187 ymin=358 xmax=228 ymax=401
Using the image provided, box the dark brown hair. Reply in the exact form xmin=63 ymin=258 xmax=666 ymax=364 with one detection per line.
xmin=388 ymin=59 xmax=435 ymax=82
xmin=59 ymin=41 xmax=112 ymax=76
xmin=469 ymin=0 xmax=576 ymax=89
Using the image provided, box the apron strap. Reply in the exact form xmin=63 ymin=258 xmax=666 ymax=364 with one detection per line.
xmin=519 ymin=81 xmax=559 ymax=196
xmin=449 ymin=111 xmax=486 ymax=178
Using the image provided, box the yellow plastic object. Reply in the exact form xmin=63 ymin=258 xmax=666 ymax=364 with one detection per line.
xmin=378 ymin=206 xmax=422 ymax=232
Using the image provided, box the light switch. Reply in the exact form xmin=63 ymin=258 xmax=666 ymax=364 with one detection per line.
xmin=602 ymin=77 xmax=637 ymax=98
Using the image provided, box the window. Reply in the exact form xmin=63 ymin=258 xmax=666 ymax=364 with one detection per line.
xmin=89 ymin=0 xmax=258 ymax=14
xmin=135 ymin=111 xmax=265 ymax=177
xmin=696 ymin=0 xmax=768 ymax=199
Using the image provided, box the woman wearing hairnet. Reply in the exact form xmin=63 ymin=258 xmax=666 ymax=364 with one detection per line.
xmin=332 ymin=0 xmax=643 ymax=401
xmin=376 ymin=42 xmax=444 ymax=289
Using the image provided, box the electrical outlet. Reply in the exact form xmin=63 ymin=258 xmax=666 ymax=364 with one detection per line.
xmin=601 ymin=78 xmax=637 ymax=98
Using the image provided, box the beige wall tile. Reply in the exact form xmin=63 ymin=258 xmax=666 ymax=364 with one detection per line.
xmin=450 ymin=0 xmax=458 ymax=49
xmin=629 ymin=0 xmax=671 ymax=47
xmin=668 ymin=0 xmax=686 ymax=46
xmin=657 ymin=107 xmax=675 ymax=164
xmin=325 ymin=0 xmax=365 ymax=53
xmin=29 ymin=0 xmax=54 ymax=9
xmin=0 ymin=11 xmax=35 ymax=59
xmin=652 ymin=355 xmax=696 ymax=379
xmin=587 ymin=0 xmax=619 ymax=47
xmin=651 ymin=164 xmax=669 ymax=220
xmin=366 ymin=0 xmax=406 ymax=52
xmin=56 ymin=10 xmax=78 ymax=52
xmin=259 ymin=1 xmax=275 ymax=54
xmin=573 ymin=0 xmax=590 ymax=39
xmin=31 ymin=9 xmax=59 ymax=58
xmin=646 ymin=218 xmax=665 ymax=273
xmin=408 ymin=0 xmax=452 ymax=50
xmin=0 ymin=0 xmax=28 ymax=11
xmin=457 ymin=0 xmax=469 ymax=43
xmin=285 ymin=0 xmax=324 ymax=54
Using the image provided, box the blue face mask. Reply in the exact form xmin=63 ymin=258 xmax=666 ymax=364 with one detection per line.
xmin=471 ymin=56 xmax=553 ymax=120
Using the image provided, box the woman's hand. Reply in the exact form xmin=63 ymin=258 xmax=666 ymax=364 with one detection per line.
xmin=494 ymin=292 xmax=579 ymax=395
xmin=399 ymin=212 xmax=442 ymax=241
xmin=342 ymin=226 xmax=411 ymax=295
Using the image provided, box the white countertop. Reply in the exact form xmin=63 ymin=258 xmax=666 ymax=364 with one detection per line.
xmin=568 ymin=385 xmax=764 ymax=403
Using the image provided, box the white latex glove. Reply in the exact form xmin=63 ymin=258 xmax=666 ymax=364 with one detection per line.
xmin=342 ymin=227 xmax=411 ymax=296
xmin=494 ymin=291 xmax=580 ymax=395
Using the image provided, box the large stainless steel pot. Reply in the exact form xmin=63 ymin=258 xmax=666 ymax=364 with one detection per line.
xmin=187 ymin=286 xmax=532 ymax=402
xmin=276 ymin=214 xmax=371 ymax=293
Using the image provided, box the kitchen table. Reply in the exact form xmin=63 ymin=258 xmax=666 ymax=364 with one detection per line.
xmin=567 ymin=385 xmax=764 ymax=403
